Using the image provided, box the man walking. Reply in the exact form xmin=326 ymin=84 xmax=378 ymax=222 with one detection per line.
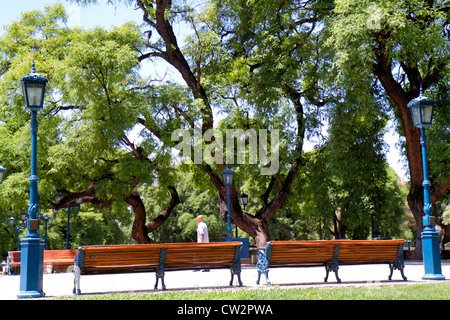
xmin=197 ymin=215 xmax=209 ymax=243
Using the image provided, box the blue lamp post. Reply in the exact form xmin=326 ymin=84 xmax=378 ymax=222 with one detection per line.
xmin=39 ymin=212 xmax=54 ymax=250
xmin=221 ymin=165 xmax=234 ymax=238
xmin=408 ymin=88 xmax=445 ymax=280
xmin=18 ymin=61 xmax=48 ymax=298
xmin=0 ymin=165 xmax=6 ymax=184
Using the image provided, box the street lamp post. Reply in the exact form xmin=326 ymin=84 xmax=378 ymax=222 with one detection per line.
xmin=53 ymin=193 xmax=81 ymax=249
xmin=18 ymin=61 xmax=48 ymax=298
xmin=39 ymin=212 xmax=54 ymax=250
xmin=407 ymin=88 xmax=445 ymax=280
xmin=238 ymin=193 xmax=248 ymax=237
xmin=221 ymin=165 xmax=234 ymax=238
xmin=239 ymin=193 xmax=248 ymax=211
xmin=9 ymin=212 xmax=28 ymax=250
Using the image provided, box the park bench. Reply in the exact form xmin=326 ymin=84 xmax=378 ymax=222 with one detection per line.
xmin=73 ymin=242 xmax=243 ymax=295
xmin=7 ymin=249 xmax=77 ymax=275
xmin=256 ymin=239 xmax=407 ymax=285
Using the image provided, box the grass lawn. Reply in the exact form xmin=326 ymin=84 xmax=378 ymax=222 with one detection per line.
xmin=59 ymin=282 xmax=450 ymax=300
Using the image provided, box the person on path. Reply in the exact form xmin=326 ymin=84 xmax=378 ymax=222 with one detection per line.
xmin=196 ymin=215 xmax=210 ymax=272
xmin=197 ymin=215 xmax=209 ymax=243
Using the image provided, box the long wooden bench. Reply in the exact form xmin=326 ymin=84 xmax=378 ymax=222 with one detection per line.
xmin=7 ymin=249 xmax=77 ymax=275
xmin=256 ymin=240 xmax=406 ymax=285
xmin=73 ymin=242 xmax=242 ymax=295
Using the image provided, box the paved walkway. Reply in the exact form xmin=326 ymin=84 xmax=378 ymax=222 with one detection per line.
xmin=1 ymin=261 xmax=449 ymax=299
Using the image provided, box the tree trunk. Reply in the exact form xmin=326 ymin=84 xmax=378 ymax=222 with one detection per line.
xmin=332 ymin=212 xmax=347 ymax=239
xmin=124 ymin=186 xmax=180 ymax=244
xmin=124 ymin=188 xmax=151 ymax=244
xmin=217 ymin=186 xmax=271 ymax=248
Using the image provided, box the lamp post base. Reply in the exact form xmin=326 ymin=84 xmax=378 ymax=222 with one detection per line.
xmin=422 ymin=274 xmax=445 ymax=280
xmin=421 ymin=227 xmax=445 ymax=280
xmin=17 ymin=236 xmax=45 ymax=299
xmin=17 ymin=290 xmax=45 ymax=299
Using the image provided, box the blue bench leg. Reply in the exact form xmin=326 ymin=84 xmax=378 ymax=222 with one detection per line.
xmin=264 ymin=271 xmax=271 ymax=285
xmin=256 ymin=250 xmax=271 ymax=285
xmin=257 ymin=269 xmax=270 ymax=285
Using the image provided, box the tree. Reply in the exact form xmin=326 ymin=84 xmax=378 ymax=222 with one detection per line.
xmin=131 ymin=0 xmax=344 ymax=247
xmin=0 ymin=4 xmax=180 ymax=246
xmin=328 ymin=0 xmax=450 ymax=257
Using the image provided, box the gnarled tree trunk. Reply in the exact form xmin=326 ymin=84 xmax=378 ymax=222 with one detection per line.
xmin=125 ymin=186 xmax=180 ymax=244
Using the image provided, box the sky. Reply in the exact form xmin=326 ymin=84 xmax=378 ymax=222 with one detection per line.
xmin=1 ymin=0 xmax=141 ymax=30
xmin=0 ymin=0 xmax=409 ymax=179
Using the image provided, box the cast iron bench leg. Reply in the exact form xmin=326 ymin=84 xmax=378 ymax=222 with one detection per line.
xmin=389 ymin=243 xmax=407 ymax=281
xmin=324 ymin=262 xmax=341 ymax=283
xmin=155 ymin=267 xmax=166 ymax=290
xmin=389 ymin=262 xmax=407 ymax=281
xmin=230 ymin=266 xmax=243 ymax=287
xmin=256 ymin=249 xmax=271 ymax=285
xmin=325 ymin=244 xmax=341 ymax=283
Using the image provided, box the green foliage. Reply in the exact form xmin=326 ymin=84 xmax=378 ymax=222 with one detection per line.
xmin=272 ymin=150 xmax=405 ymax=241
xmin=0 ymin=4 xmax=149 ymax=258
xmin=328 ymin=0 xmax=449 ymax=82
xmin=0 ymin=210 xmax=21 ymax=259
xmin=328 ymin=0 xmax=450 ymax=184
xmin=41 ymin=208 xmax=132 ymax=250
xmin=142 ymin=171 xmax=228 ymax=243
xmin=0 ymin=0 xmax=428 ymax=257
xmin=427 ymin=78 xmax=450 ymax=183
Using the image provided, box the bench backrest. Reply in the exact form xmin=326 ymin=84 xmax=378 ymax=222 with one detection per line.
xmin=163 ymin=242 xmax=242 ymax=270
xmin=8 ymin=249 xmax=77 ymax=266
xmin=78 ymin=244 xmax=164 ymax=273
xmin=77 ymin=242 xmax=242 ymax=273
xmin=266 ymin=239 xmax=405 ymax=266
xmin=267 ymin=241 xmax=338 ymax=266
xmin=8 ymin=251 xmax=21 ymax=267
xmin=44 ymin=249 xmax=77 ymax=261
xmin=336 ymin=240 xmax=404 ymax=264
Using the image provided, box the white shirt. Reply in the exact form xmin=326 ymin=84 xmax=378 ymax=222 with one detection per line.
xmin=197 ymin=221 xmax=209 ymax=243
